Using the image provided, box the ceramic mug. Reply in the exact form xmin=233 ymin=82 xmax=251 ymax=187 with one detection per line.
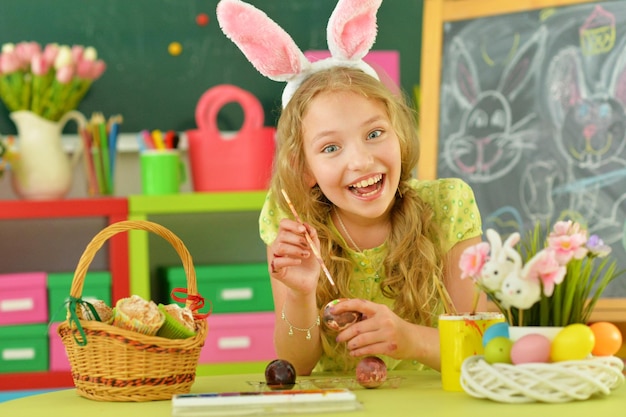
xmin=439 ymin=312 xmax=505 ymax=392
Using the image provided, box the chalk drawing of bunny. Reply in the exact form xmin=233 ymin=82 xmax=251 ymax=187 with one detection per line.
xmin=521 ymin=34 xmax=626 ymax=246
xmin=441 ymin=26 xmax=547 ymax=183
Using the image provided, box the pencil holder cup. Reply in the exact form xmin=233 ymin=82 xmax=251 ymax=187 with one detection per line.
xmin=140 ymin=150 xmax=185 ymax=195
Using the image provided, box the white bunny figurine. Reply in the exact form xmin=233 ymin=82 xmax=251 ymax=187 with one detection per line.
xmin=478 ymin=229 xmax=521 ymax=291
xmin=495 ymin=245 xmax=541 ymax=310
xmin=216 ymin=0 xmax=382 ymax=108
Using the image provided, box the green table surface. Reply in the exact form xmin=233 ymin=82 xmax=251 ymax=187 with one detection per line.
xmin=1 ymin=370 xmax=624 ymax=416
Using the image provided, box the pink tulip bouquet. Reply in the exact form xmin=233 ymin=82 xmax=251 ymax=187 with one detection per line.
xmin=0 ymin=41 xmax=106 ymax=121
xmin=459 ymin=220 xmax=623 ymax=326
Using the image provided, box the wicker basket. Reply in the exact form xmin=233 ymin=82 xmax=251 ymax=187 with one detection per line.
xmin=461 ymin=355 xmax=625 ymax=403
xmin=57 ymin=220 xmax=209 ymax=402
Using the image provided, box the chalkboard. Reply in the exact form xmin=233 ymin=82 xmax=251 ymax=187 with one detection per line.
xmin=420 ymin=0 xmax=626 ymax=300
xmin=0 ymin=0 xmax=423 ymax=134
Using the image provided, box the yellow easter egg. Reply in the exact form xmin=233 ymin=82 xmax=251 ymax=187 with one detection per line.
xmin=550 ymin=324 xmax=595 ymax=362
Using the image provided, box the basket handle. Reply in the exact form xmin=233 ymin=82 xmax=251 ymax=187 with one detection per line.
xmin=69 ymin=220 xmax=199 ymax=306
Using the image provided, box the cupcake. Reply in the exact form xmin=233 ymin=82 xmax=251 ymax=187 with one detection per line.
xmin=80 ymin=299 xmax=113 ymax=323
xmin=112 ymin=295 xmax=165 ymax=336
xmin=157 ymin=303 xmax=197 ymax=339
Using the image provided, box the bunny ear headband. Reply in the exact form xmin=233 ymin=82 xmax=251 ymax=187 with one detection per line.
xmin=216 ymin=0 xmax=382 ymax=108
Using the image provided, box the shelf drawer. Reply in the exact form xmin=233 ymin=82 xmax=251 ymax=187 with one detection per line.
xmin=47 ymin=271 xmax=112 ymax=321
xmin=0 ymin=272 xmax=48 ymax=325
xmin=48 ymin=322 xmax=70 ymax=371
xmin=161 ymin=263 xmax=273 ymax=314
xmin=200 ymin=312 xmax=275 ymax=364
xmin=0 ymin=323 xmax=48 ymax=373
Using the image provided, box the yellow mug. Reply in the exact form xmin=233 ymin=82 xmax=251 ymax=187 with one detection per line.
xmin=439 ymin=312 xmax=505 ymax=392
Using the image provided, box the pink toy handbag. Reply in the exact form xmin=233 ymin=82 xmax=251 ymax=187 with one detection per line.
xmin=186 ymin=84 xmax=275 ymax=192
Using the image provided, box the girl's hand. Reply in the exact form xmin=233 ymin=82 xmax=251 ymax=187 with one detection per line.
xmin=333 ymin=299 xmax=415 ymax=360
xmin=268 ymin=218 xmax=321 ymax=296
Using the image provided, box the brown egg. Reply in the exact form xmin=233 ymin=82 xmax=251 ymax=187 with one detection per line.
xmin=321 ymin=298 xmax=362 ymax=333
xmin=356 ymin=356 xmax=387 ymax=388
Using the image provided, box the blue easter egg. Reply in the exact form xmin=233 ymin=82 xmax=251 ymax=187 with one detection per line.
xmin=483 ymin=322 xmax=510 ymax=347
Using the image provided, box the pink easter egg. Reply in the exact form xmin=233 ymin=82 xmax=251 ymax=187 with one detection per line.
xmin=510 ymin=333 xmax=551 ymax=365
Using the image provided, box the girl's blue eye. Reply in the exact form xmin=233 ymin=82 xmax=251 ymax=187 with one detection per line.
xmin=368 ymin=130 xmax=382 ymax=140
xmin=322 ymin=144 xmax=339 ymax=153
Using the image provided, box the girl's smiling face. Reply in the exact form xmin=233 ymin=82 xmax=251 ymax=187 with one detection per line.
xmin=302 ymin=90 xmax=402 ymax=222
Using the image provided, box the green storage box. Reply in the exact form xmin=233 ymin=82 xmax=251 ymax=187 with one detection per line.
xmin=161 ymin=263 xmax=273 ymax=314
xmin=0 ymin=323 xmax=48 ymax=373
xmin=47 ymin=271 xmax=112 ymax=321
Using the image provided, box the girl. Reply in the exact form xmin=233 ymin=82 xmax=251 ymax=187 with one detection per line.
xmin=260 ymin=67 xmax=484 ymax=374
xmin=217 ymin=0 xmax=485 ymax=375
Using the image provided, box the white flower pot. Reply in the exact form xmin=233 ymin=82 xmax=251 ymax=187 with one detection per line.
xmin=508 ymin=326 xmax=564 ymax=342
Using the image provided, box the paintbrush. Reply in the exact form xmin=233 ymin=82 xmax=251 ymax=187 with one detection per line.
xmin=280 ymin=189 xmax=338 ymax=292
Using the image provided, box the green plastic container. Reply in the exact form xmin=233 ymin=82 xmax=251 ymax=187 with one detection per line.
xmin=161 ymin=263 xmax=273 ymax=314
xmin=47 ymin=271 xmax=112 ymax=322
xmin=0 ymin=323 xmax=48 ymax=373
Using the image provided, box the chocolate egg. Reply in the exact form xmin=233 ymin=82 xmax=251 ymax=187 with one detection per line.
xmin=264 ymin=359 xmax=296 ymax=390
xmin=321 ymin=298 xmax=362 ymax=332
xmin=356 ymin=356 xmax=387 ymax=389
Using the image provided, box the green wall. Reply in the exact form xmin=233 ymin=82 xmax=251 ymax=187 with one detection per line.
xmin=0 ymin=0 xmax=423 ymax=133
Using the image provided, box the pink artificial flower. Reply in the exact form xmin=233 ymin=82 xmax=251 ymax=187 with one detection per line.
xmin=75 ymin=59 xmax=91 ymax=79
xmin=523 ymin=248 xmax=566 ymax=296
xmin=55 ymin=65 xmax=74 ymax=83
xmin=76 ymin=59 xmax=106 ymax=80
xmin=0 ymin=51 xmax=22 ymax=73
xmin=459 ymin=242 xmax=490 ymax=281
xmin=90 ymin=60 xmax=106 ymax=79
xmin=14 ymin=42 xmax=41 ymax=69
xmin=42 ymin=43 xmax=59 ymax=65
xmin=547 ymin=220 xmax=588 ymax=264
xmin=71 ymin=45 xmax=85 ymax=63
xmin=30 ymin=53 xmax=52 ymax=76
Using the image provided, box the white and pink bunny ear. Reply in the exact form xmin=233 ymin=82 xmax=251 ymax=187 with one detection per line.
xmin=216 ymin=0 xmax=310 ymax=82
xmin=327 ymin=0 xmax=382 ymax=61
xmin=216 ymin=0 xmax=382 ymax=108
xmin=304 ymin=0 xmax=381 ymax=84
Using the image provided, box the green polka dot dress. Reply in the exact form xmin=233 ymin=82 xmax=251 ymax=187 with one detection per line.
xmin=259 ymin=178 xmax=482 ymax=372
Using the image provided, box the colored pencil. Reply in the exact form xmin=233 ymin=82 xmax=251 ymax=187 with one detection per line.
xmin=151 ymin=129 xmax=166 ymax=150
xmin=79 ymin=126 xmax=98 ymax=196
xmin=108 ymin=115 xmax=122 ymax=187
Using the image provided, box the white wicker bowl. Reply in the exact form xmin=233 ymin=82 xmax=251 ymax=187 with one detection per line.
xmin=461 ymin=355 xmax=625 ymax=403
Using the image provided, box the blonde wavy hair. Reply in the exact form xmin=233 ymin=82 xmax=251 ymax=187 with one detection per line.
xmin=270 ymin=67 xmax=445 ymax=329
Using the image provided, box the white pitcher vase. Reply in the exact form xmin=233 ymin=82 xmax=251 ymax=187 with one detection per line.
xmin=9 ymin=110 xmax=87 ymax=200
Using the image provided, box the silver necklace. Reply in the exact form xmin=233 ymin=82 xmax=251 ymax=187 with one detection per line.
xmin=333 ymin=206 xmax=384 ymax=279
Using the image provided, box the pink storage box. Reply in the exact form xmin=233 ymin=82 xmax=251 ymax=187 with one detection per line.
xmin=0 ymin=272 xmax=48 ymax=325
xmin=200 ymin=312 xmax=275 ymax=364
xmin=48 ymin=322 xmax=70 ymax=371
